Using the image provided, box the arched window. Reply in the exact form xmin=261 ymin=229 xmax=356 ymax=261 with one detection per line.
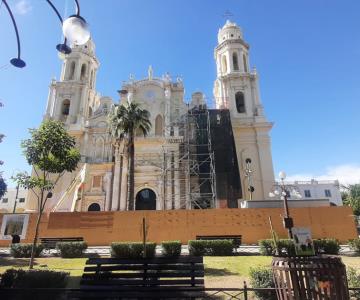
xmin=233 ymin=52 xmax=239 ymax=71
xmin=81 ymin=64 xmax=87 ymax=81
xmin=155 ymin=114 xmax=163 ymax=136
xmin=243 ymin=54 xmax=248 ymax=72
xmin=235 ymin=92 xmax=246 ymax=113
xmin=221 ymin=55 xmax=227 ymax=73
xmin=62 ymin=99 xmax=70 ymax=115
xmin=88 ymin=106 xmax=93 ymax=117
xmin=68 ymin=62 xmax=75 ymax=80
xmin=88 ymin=203 xmax=101 ymax=211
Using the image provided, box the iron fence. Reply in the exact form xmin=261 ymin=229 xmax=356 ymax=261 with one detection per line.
xmin=1 ymin=287 xmax=360 ymax=300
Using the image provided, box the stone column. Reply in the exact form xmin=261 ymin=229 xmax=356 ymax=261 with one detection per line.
xmin=104 ymin=172 xmax=112 ymax=211
xmin=111 ymin=145 xmax=121 ymax=211
xmin=119 ymin=152 xmax=128 ymax=211
xmin=174 ymin=152 xmax=180 ymax=209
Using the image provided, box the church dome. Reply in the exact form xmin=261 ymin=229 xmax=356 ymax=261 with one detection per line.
xmin=217 ymin=20 xmax=243 ymax=44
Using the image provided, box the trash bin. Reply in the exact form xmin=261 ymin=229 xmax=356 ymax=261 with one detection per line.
xmin=272 ymin=256 xmax=349 ymax=300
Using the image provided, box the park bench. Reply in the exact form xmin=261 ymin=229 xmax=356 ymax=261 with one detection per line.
xmin=40 ymin=237 xmax=84 ymax=250
xmin=196 ymin=235 xmax=242 ymax=248
xmin=72 ymin=256 xmax=205 ymax=299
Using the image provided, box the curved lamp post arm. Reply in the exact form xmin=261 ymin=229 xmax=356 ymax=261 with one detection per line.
xmin=45 ymin=0 xmax=64 ymax=24
xmin=4 ymin=0 xmax=87 ymax=68
xmin=74 ymin=0 xmax=80 ymax=15
xmin=2 ymin=0 xmax=26 ymax=67
xmin=45 ymin=0 xmax=77 ymax=55
xmin=46 ymin=0 xmax=80 ymax=22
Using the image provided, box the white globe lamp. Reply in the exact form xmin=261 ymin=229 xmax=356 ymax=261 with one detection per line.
xmin=62 ymin=15 xmax=90 ymax=46
xmin=279 ymin=171 xmax=286 ymax=181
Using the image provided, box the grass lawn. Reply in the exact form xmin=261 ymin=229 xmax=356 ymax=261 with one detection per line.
xmin=0 ymin=256 xmax=359 ymax=288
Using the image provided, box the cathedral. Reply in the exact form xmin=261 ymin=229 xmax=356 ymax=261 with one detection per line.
xmin=26 ymin=20 xmax=275 ymax=212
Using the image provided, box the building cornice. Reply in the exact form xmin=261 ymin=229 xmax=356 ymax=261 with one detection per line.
xmin=215 ymin=38 xmax=250 ymax=52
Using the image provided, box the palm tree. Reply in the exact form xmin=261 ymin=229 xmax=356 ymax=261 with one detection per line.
xmin=108 ymin=101 xmax=151 ymax=210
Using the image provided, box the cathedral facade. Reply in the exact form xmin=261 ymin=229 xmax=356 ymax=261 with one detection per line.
xmin=26 ymin=20 xmax=275 ymax=212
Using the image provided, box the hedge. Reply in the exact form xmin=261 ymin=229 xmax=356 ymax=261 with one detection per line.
xmin=1 ymin=269 xmax=69 ymax=288
xmin=258 ymin=238 xmax=340 ymax=256
xmin=258 ymin=239 xmax=295 ymax=256
xmin=188 ymin=240 xmax=234 ymax=256
xmin=313 ymin=239 xmax=340 ymax=255
xmin=10 ymin=243 xmax=44 ymax=258
xmin=348 ymin=238 xmax=360 ymax=254
xmin=56 ymin=241 xmax=88 ymax=258
xmin=161 ymin=241 xmax=182 ymax=257
xmin=111 ymin=242 xmax=156 ymax=258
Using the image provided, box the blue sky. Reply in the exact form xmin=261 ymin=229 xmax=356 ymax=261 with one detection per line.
xmin=1 ymin=0 xmax=360 ymax=187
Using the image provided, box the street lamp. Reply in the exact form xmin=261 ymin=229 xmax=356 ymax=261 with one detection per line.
xmin=2 ymin=0 xmax=90 ymax=68
xmin=269 ymin=171 xmax=302 ymax=239
xmin=244 ymin=158 xmax=255 ymax=200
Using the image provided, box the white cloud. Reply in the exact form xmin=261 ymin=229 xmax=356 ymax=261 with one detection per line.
xmin=282 ymin=164 xmax=360 ymax=186
xmin=14 ymin=0 xmax=32 ymax=15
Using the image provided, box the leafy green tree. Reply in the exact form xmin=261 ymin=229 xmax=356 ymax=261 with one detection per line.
xmin=342 ymin=184 xmax=360 ymax=216
xmin=108 ymin=101 xmax=151 ymax=210
xmin=12 ymin=120 xmax=80 ymax=268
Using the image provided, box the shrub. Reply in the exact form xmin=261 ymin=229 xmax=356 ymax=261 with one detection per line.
xmin=56 ymin=241 xmax=88 ymax=258
xmin=1 ymin=269 xmax=69 ymax=288
xmin=188 ymin=240 xmax=234 ymax=256
xmin=348 ymin=238 xmax=360 ymax=254
xmin=347 ymin=267 xmax=360 ymax=299
xmin=207 ymin=240 xmax=234 ymax=256
xmin=188 ymin=240 xmax=207 ymax=256
xmin=258 ymin=238 xmax=339 ymax=256
xmin=259 ymin=239 xmax=275 ymax=256
xmin=162 ymin=241 xmax=182 ymax=257
xmin=111 ymin=242 xmax=156 ymax=258
xmin=258 ymin=239 xmax=295 ymax=256
xmin=10 ymin=243 xmax=44 ymax=258
xmin=277 ymin=239 xmax=296 ymax=256
xmin=249 ymin=266 xmax=277 ymax=300
xmin=313 ymin=239 xmax=340 ymax=255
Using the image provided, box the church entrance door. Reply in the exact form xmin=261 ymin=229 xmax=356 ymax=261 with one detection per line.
xmin=88 ymin=203 xmax=101 ymax=211
xmin=135 ymin=189 xmax=156 ymax=210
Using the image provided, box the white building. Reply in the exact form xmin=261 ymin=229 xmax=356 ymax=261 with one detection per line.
xmin=0 ymin=188 xmax=28 ymax=213
xmin=25 ymin=20 xmax=276 ymax=212
xmin=241 ymin=180 xmax=342 ymax=208
xmin=287 ymin=180 xmax=342 ymax=206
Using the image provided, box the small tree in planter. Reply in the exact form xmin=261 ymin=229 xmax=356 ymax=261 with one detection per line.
xmin=13 ymin=120 xmax=80 ymax=269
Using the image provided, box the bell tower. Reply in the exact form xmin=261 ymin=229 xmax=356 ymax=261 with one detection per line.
xmin=213 ymin=20 xmax=275 ymax=200
xmin=44 ymin=39 xmax=99 ymax=126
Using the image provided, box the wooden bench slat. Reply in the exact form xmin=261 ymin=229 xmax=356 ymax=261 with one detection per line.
xmin=80 ymin=256 xmax=205 ymax=296
xmin=82 ymin=271 xmax=205 ymax=279
xmin=84 ymin=264 xmax=204 ymax=272
xmin=81 ymin=279 xmax=204 ymax=286
xmin=70 ymin=290 xmax=207 ymax=298
xmin=79 ymin=286 xmax=205 ymax=291
xmin=85 ymin=256 xmax=203 ymax=265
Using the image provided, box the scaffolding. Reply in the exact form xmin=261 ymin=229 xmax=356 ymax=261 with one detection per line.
xmin=157 ymin=102 xmax=217 ymax=210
